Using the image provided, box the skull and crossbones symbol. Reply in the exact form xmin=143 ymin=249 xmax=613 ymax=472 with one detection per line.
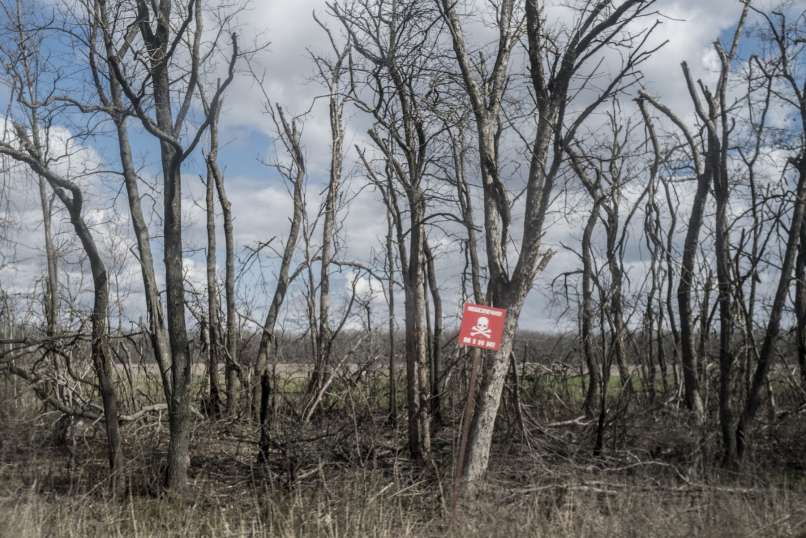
xmin=470 ymin=316 xmax=492 ymax=338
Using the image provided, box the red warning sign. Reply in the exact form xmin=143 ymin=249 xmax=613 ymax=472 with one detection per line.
xmin=458 ymin=303 xmax=507 ymax=351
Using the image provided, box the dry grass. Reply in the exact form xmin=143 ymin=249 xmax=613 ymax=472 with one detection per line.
xmin=2 ymin=466 xmax=805 ymax=537
xmin=2 ymin=371 xmax=806 ymax=537
xmin=1 ymin=425 xmax=805 ymax=536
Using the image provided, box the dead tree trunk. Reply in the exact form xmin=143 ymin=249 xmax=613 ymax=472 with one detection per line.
xmin=308 ymin=19 xmax=347 ymax=399
xmin=37 ymin=177 xmax=58 ymax=337
xmin=385 ymin=211 xmax=398 ymax=424
xmin=256 ymin=106 xmax=306 ymax=463
xmin=205 ymin=159 xmax=222 ymax=417
xmin=440 ymin=0 xmax=660 ymax=486
xmin=424 ymin=238 xmax=443 ymax=426
xmin=198 ymin=87 xmax=239 ymax=415
xmin=581 ymin=198 xmax=602 ymax=417
xmin=209 ymin=111 xmax=240 ymax=416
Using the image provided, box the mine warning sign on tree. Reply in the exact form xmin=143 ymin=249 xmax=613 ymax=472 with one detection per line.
xmin=458 ymin=303 xmax=507 ymax=351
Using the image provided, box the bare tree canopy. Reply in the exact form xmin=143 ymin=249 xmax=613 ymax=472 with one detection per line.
xmin=0 ymin=0 xmax=805 ymax=534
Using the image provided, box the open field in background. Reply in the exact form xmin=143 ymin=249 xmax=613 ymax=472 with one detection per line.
xmin=2 ymin=359 xmax=806 ymax=537
xmin=108 ymin=357 xmax=806 ymax=427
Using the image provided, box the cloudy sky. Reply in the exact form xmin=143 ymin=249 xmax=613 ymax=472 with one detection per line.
xmin=0 ymin=0 xmax=789 ymax=334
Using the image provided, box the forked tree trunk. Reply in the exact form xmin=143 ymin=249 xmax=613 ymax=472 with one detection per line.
xmin=115 ymin=0 xmax=197 ymax=490
xmin=92 ymin=0 xmax=174 ymax=401
xmin=256 ymin=106 xmax=306 ymax=463
xmin=441 ymin=0 xmax=658 ymax=487
xmin=121 ymin=0 xmax=238 ymax=490
xmin=204 ymin=103 xmax=239 ymax=416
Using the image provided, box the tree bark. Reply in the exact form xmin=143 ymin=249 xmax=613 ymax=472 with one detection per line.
xmin=205 ymin=165 xmax=222 ymax=417
xmin=37 ymin=178 xmax=58 ymax=337
xmin=403 ymin=195 xmax=430 ymax=461
xmin=309 ymin=57 xmax=345 ymax=398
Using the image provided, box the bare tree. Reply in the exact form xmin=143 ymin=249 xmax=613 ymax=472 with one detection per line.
xmin=439 ymin=0 xmax=662 ymax=486
xmin=71 ymin=0 xmax=177 ymax=419
xmin=95 ymin=0 xmax=239 ymax=491
xmin=254 ymin=103 xmax=306 ymax=463
xmin=638 ymin=88 xmax=708 ymax=422
xmin=567 ymin=112 xmax=649 ymax=454
xmin=1 ymin=140 xmax=125 ymax=481
xmin=332 ymin=0 xmax=442 ymax=462
xmin=0 ymin=0 xmax=129 ymax=487
xmin=306 ymin=13 xmax=349 ymax=402
xmin=200 ymin=92 xmax=240 ymax=415
xmin=736 ymin=4 xmax=806 ymax=459
xmin=641 ymin=3 xmax=750 ymax=463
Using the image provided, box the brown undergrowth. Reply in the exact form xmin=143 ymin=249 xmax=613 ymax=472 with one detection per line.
xmin=1 ymin=383 xmax=805 ymax=537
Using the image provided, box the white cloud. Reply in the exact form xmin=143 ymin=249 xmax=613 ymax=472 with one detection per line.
xmin=1 ymin=0 xmax=799 ymax=333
